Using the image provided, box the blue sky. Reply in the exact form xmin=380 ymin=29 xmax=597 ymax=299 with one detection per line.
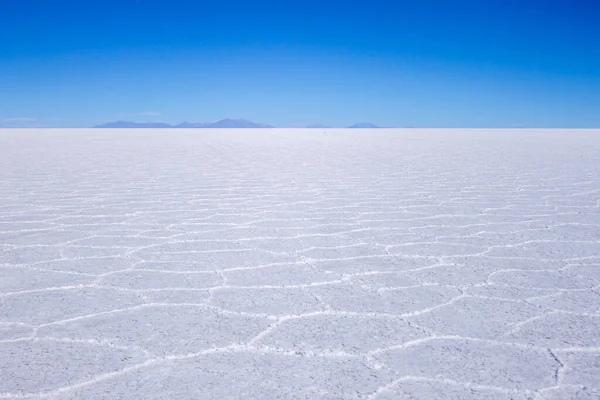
xmin=1 ymin=0 xmax=599 ymax=128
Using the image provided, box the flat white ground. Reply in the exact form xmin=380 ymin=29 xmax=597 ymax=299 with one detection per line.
xmin=0 ymin=128 xmax=599 ymax=399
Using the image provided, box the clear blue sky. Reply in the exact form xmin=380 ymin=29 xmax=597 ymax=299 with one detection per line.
xmin=1 ymin=0 xmax=599 ymax=128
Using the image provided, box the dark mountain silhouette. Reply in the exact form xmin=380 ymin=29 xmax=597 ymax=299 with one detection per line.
xmin=347 ymin=122 xmax=380 ymax=128
xmin=203 ymin=119 xmax=273 ymax=128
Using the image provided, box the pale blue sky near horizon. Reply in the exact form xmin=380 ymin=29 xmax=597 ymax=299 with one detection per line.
xmin=1 ymin=0 xmax=599 ymax=128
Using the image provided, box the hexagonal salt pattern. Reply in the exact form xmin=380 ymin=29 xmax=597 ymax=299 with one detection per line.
xmin=1 ymin=128 xmax=599 ymax=399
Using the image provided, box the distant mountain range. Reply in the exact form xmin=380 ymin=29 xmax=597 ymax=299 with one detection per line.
xmin=93 ymin=119 xmax=381 ymax=128
xmin=93 ymin=121 xmax=173 ymax=128
xmin=94 ymin=119 xmax=273 ymax=129
xmin=347 ymin=122 xmax=380 ymax=128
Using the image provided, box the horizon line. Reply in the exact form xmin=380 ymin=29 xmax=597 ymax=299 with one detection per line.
xmin=3 ymin=127 xmax=600 ymax=130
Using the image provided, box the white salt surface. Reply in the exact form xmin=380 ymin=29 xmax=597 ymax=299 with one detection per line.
xmin=0 ymin=128 xmax=599 ymax=399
